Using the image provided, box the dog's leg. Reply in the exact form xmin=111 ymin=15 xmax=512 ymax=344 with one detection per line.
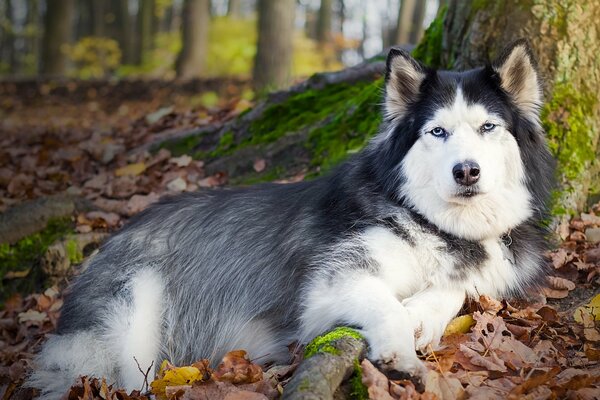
xmin=302 ymin=274 xmax=427 ymax=377
xmin=402 ymin=288 xmax=466 ymax=353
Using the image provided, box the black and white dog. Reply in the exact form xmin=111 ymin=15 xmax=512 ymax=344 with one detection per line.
xmin=29 ymin=40 xmax=554 ymax=398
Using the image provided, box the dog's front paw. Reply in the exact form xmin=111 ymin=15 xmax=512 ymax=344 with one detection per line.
xmin=405 ymin=305 xmax=448 ymax=353
xmin=367 ymin=339 xmax=428 ymax=381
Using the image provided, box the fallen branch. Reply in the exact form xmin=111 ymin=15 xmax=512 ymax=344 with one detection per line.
xmin=283 ymin=328 xmax=367 ymax=400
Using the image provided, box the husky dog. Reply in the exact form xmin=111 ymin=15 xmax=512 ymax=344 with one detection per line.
xmin=29 ymin=40 xmax=554 ymax=398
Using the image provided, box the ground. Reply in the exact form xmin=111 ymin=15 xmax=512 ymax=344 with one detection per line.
xmin=0 ymin=79 xmax=599 ymax=399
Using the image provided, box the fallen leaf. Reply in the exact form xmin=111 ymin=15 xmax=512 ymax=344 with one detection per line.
xmin=213 ymin=350 xmax=263 ymax=384
xmin=170 ymin=155 xmax=193 ymax=167
xmin=424 ymin=370 xmax=465 ymax=400
xmin=360 ymin=359 xmax=395 ymax=400
xmin=115 ymin=162 xmax=146 ymax=177
xmin=444 ymin=315 xmax=475 ymax=336
xmin=253 ymin=159 xmax=266 ymax=173
xmin=573 ymin=294 xmax=600 ymax=323
xmin=478 ymin=295 xmax=503 ymax=315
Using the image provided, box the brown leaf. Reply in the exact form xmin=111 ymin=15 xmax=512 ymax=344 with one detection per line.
xmin=478 ymin=295 xmax=503 ymax=315
xmin=360 ymin=359 xmax=395 ymax=400
xmin=509 ymin=367 xmax=559 ymax=397
xmin=253 ymin=159 xmax=266 ymax=173
xmin=424 ymin=370 xmax=465 ymax=400
xmin=547 ymin=276 xmax=576 ymax=291
xmin=213 ymin=350 xmax=263 ymax=384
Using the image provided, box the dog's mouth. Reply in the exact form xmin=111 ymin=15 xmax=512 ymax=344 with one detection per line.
xmin=454 ymin=186 xmax=481 ymax=199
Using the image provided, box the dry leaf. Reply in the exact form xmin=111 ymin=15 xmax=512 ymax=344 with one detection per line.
xmin=213 ymin=350 xmax=263 ymax=384
xmin=253 ymin=159 xmax=266 ymax=173
xmin=444 ymin=315 xmax=475 ymax=336
xmin=360 ymin=359 xmax=395 ymax=400
xmin=115 ymin=162 xmax=146 ymax=177
xmin=424 ymin=370 xmax=465 ymax=400
xmin=478 ymin=295 xmax=503 ymax=315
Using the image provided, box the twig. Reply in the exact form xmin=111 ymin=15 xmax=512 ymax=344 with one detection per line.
xmin=134 ymin=356 xmax=154 ymax=393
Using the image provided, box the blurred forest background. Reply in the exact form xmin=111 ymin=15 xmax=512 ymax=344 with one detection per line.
xmin=0 ymin=0 xmax=440 ymax=90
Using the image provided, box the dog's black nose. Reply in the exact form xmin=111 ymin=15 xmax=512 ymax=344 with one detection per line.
xmin=452 ymin=161 xmax=480 ymax=186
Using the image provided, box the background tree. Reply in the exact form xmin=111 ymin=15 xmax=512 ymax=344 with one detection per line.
xmin=176 ymin=0 xmax=211 ymax=79
xmin=252 ymin=0 xmax=295 ymax=91
xmin=316 ymin=0 xmax=333 ymax=46
xmin=393 ymin=0 xmax=416 ymax=45
xmin=228 ymin=0 xmax=242 ymax=17
xmin=134 ymin=0 xmax=155 ymax=65
xmin=41 ymin=0 xmax=75 ymax=75
xmin=409 ymin=0 xmax=426 ymax=44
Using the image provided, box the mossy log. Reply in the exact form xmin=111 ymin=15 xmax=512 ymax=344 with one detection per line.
xmin=283 ymin=328 xmax=368 ymax=400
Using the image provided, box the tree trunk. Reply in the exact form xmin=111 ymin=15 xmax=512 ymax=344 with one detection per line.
xmin=175 ymin=0 xmax=210 ymax=79
xmin=316 ymin=0 xmax=333 ymax=46
xmin=91 ymin=0 xmax=105 ymax=37
xmin=25 ymin=0 xmax=40 ymax=74
xmin=393 ymin=0 xmax=416 ymax=45
xmin=115 ymin=0 xmax=134 ymax=64
xmin=134 ymin=0 xmax=155 ymax=65
xmin=252 ymin=0 xmax=295 ymax=92
xmin=227 ymin=0 xmax=242 ymax=17
xmin=409 ymin=0 xmax=426 ymax=43
xmin=41 ymin=0 xmax=74 ymax=76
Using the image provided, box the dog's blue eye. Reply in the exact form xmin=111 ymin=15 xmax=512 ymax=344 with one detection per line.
xmin=430 ymin=127 xmax=447 ymax=137
xmin=481 ymin=123 xmax=496 ymax=132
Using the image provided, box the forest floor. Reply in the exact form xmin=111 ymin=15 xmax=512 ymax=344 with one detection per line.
xmin=0 ymin=79 xmax=599 ymax=399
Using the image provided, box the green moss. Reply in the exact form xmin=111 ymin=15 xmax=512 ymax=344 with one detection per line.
xmin=412 ymin=4 xmax=447 ymax=68
xmin=542 ymin=82 xmax=598 ymax=215
xmin=348 ymin=359 xmax=369 ymax=400
xmin=65 ymin=237 xmax=84 ymax=264
xmin=0 ymin=217 xmax=74 ymax=300
xmin=304 ymin=327 xmax=364 ymax=358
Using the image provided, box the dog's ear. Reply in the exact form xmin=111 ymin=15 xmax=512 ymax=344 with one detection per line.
xmin=385 ymin=48 xmax=426 ymax=120
xmin=493 ymin=39 xmax=542 ymax=121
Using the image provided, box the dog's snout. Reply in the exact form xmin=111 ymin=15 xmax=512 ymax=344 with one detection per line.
xmin=452 ymin=161 xmax=480 ymax=186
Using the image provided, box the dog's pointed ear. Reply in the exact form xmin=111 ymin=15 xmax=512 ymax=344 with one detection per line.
xmin=493 ymin=40 xmax=542 ymax=121
xmin=385 ymin=48 xmax=427 ymax=120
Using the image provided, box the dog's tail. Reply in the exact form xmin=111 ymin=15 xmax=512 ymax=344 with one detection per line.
xmin=26 ymin=331 xmax=117 ymax=399
xmin=27 ymin=269 xmax=165 ymax=398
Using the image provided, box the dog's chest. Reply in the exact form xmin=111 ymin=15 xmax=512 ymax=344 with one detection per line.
xmin=360 ymin=223 xmax=515 ymax=299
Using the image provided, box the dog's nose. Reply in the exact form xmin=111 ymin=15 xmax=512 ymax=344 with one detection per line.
xmin=452 ymin=161 xmax=480 ymax=186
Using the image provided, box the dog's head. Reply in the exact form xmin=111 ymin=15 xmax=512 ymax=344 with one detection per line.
xmin=370 ymin=40 xmax=554 ymax=240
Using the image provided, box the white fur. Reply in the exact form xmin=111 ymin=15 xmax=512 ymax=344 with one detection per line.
xmin=26 ymin=332 xmax=117 ymax=399
xmin=400 ymin=88 xmax=532 ymax=240
xmin=112 ymin=269 xmax=164 ymax=392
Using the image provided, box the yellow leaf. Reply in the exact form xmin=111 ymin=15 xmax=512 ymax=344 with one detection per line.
xmin=574 ymin=294 xmax=600 ymax=323
xmin=443 ymin=314 xmax=475 ymax=336
xmin=150 ymin=364 xmax=204 ymax=399
xmin=115 ymin=162 xmax=146 ymax=177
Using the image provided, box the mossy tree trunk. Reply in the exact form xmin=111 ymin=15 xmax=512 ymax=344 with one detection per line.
xmin=158 ymin=0 xmax=599 ymax=226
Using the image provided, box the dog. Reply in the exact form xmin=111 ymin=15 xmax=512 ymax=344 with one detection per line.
xmin=28 ymin=39 xmax=554 ymax=398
